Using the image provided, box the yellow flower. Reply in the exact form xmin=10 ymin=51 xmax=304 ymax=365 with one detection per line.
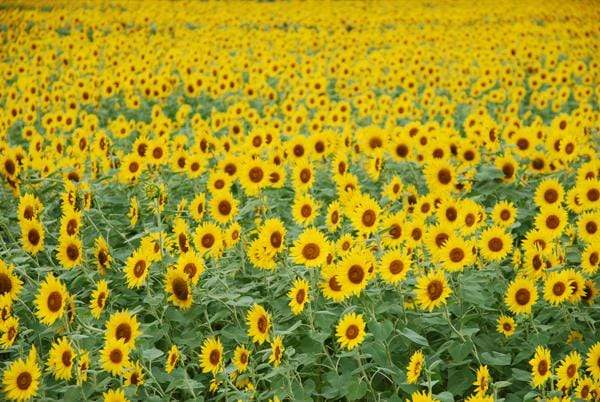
xmin=47 ymin=337 xmax=74 ymax=381
xmin=19 ymin=219 xmax=45 ymax=255
xmin=2 ymin=346 xmax=40 ymax=401
xmin=0 ymin=261 xmax=22 ymax=306
xmin=199 ymin=337 xmax=223 ymax=375
xmin=473 ymin=365 xmax=491 ymax=395
xmin=164 ymin=267 xmax=193 ymax=309
xmin=269 ymin=336 xmax=285 ymax=367
xmin=232 ymin=345 xmax=250 ymax=373
xmin=335 ymin=312 xmax=366 ymax=351
xmin=586 ymin=342 xmax=600 ymax=380
xmin=543 ymin=271 xmax=571 ymax=305
xmin=56 ymin=235 xmax=83 ymax=269
xmin=529 ymin=346 xmax=552 ymax=388
xmin=406 ymin=350 xmax=424 ymax=384
xmin=291 ymin=228 xmax=330 ymax=268
xmin=103 ymin=388 xmax=130 ymax=402
xmin=378 ymin=249 xmax=411 ymax=285
xmin=415 ymin=270 xmax=452 ymax=311
xmin=556 ymin=351 xmax=581 ymax=390
xmin=479 ymin=227 xmax=513 ymax=261
xmin=496 ymin=315 xmax=516 ymax=337
xmin=165 ymin=345 xmax=180 ymax=374
xmin=288 ymin=278 xmax=309 ymax=315
xmin=246 ymin=304 xmax=271 ymax=345
xmin=35 ymin=273 xmax=69 ymax=325
xmin=104 ymin=310 xmax=140 ymax=349
xmin=90 ymin=280 xmax=109 ymax=319
xmin=101 ymin=338 xmax=131 ymax=376
xmin=504 ymin=277 xmax=537 ymax=315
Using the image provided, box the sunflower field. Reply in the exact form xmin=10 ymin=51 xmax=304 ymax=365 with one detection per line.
xmin=0 ymin=0 xmax=599 ymax=401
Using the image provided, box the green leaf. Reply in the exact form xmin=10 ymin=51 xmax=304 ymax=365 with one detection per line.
xmin=399 ymin=327 xmax=429 ymax=346
xmin=480 ymin=351 xmax=511 ymax=366
xmin=142 ymin=347 xmax=164 ymax=360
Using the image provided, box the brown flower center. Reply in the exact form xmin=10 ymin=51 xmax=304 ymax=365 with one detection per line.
xmin=0 ymin=273 xmax=12 ymax=295
xmin=295 ymin=289 xmax=306 ymax=304
xmin=172 ymin=277 xmax=189 ymax=301
xmin=348 ymin=264 xmax=365 ymax=284
xmin=546 ymin=215 xmax=560 ymax=229
xmin=427 ymin=280 xmax=443 ymax=300
xmin=345 ymin=324 xmax=359 ymax=340
xmin=515 ymin=288 xmax=531 ymax=305
xmin=329 ymin=276 xmax=342 ymax=291
xmin=437 ymin=168 xmax=452 ymax=185
xmin=449 ymin=247 xmax=465 ymax=263
xmin=552 ymin=282 xmax=566 ymax=296
xmin=301 ymin=243 xmax=320 ymax=260
xmin=133 ymin=260 xmax=146 ymax=277
xmin=257 ymin=315 xmax=268 ymax=333
xmin=16 ymin=372 xmax=32 ymax=390
xmin=218 ymin=200 xmax=231 ymax=215
xmin=116 ymin=323 xmax=132 ymax=342
xmin=201 ymin=233 xmax=215 ymax=248
xmin=62 ymin=350 xmax=72 ymax=367
xmin=488 ymin=237 xmax=503 ymax=252
xmin=544 ymin=189 xmax=558 ymax=203
xmin=66 ymin=244 xmax=79 ymax=261
xmin=389 ymin=260 xmax=404 ymax=275
xmin=47 ymin=291 xmax=63 ymax=312
xmin=249 ymin=167 xmax=264 ymax=183
xmin=361 ymin=209 xmax=376 ymax=227
xmin=28 ymin=229 xmax=40 ymax=246
xmin=270 ymin=231 xmax=282 ymax=248
xmin=110 ymin=348 xmax=123 ymax=363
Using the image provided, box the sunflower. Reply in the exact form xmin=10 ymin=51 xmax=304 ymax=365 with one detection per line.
xmin=165 ymin=268 xmax=193 ymax=309
xmin=535 ymin=205 xmax=568 ymax=237
xmin=232 ymin=345 xmax=250 ymax=373
xmin=325 ymin=201 xmax=342 ymax=233
xmin=496 ymin=315 xmax=516 ymax=337
xmin=479 ymin=227 xmax=513 ymax=261
xmin=0 ymin=262 xmax=22 ymax=306
xmin=378 ymin=249 xmax=411 ymax=285
xmin=586 ymin=342 xmax=600 ymax=379
xmin=101 ymin=338 xmax=131 ymax=376
xmin=105 ymin=310 xmax=140 ymax=349
xmin=267 ymin=335 xmax=285 ymax=367
xmin=581 ymin=280 xmax=598 ymax=305
xmin=491 ymin=201 xmax=517 ymax=227
xmin=494 ymin=152 xmax=518 ymax=183
xmin=258 ymin=218 xmax=286 ymax=254
xmin=94 ymin=237 xmax=112 ymax=274
xmin=415 ymin=270 xmax=452 ymax=311
xmin=577 ymin=211 xmax=600 ymax=244
xmin=409 ymin=390 xmax=440 ymax=402
xmin=189 ymin=194 xmax=206 ymax=222
xmin=17 ymin=193 xmax=43 ymax=222
xmin=288 ymin=278 xmax=309 ymax=315
xmin=60 ymin=207 xmax=82 ymax=238
xmin=193 ymin=222 xmax=224 ymax=258
xmin=436 ymin=198 xmax=462 ymax=228
xmin=119 ymin=153 xmax=144 ymax=183
xmin=224 ymin=222 xmax=242 ymax=248
xmin=505 ymin=277 xmax=537 ymax=315
xmin=291 ymin=228 xmax=330 ymax=268
xmin=529 ymin=346 xmax=552 ymax=388
xmin=320 ymin=265 xmax=348 ymax=302
xmin=565 ymin=269 xmax=586 ymax=303
xmin=335 ymin=312 xmax=366 ymax=351
xmin=123 ymin=361 xmax=144 ymax=387
xmin=35 ymin=273 xmax=69 ymax=325
xmin=172 ymin=217 xmax=191 ymax=253
xmin=543 ymin=271 xmax=572 ymax=305
xmin=165 ymin=345 xmax=180 ymax=374
xmin=246 ymin=304 xmax=271 ymax=345
xmin=209 ymin=191 xmax=238 ymax=224
xmin=56 ymin=235 xmax=83 ymax=269
xmin=381 ymin=212 xmax=406 ymax=248
xmin=438 ymin=236 xmax=475 ymax=272
xmin=123 ymin=247 xmax=151 ymax=288
xmin=128 ymin=196 xmax=139 ymax=227
xmin=556 ymin=351 xmax=581 ymax=390
xmin=47 ymin=337 xmax=74 ymax=380
xmin=575 ymin=376 xmax=596 ymax=400
xmin=200 ymin=337 xmax=223 ymax=375
xmin=348 ymin=194 xmax=381 ymax=236
xmin=0 ymin=316 xmax=19 ymax=349
xmin=2 ymin=346 xmax=40 ymax=401
xmin=90 ymin=280 xmax=109 ymax=319
xmin=76 ymin=351 xmax=90 ymax=385
xmin=176 ymin=251 xmax=204 ymax=285
xmin=424 ymin=159 xmax=456 ymax=194
xmin=473 ymin=365 xmax=491 ymax=395
xmin=578 ymin=179 xmax=600 ymax=210
xmin=406 ymin=350 xmax=425 ymax=384
xmin=337 ymin=248 xmax=373 ymax=296
xmin=239 ymin=157 xmax=268 ymax=196
xmin=291 ymin=193 xmax=319 ymax=226
xmin=19 ymin=219 xmax=45 ymax=255
xmin=534 ymin=179 xmax=564 ymax=207
xmin=292 ymin=160 xmax=314 ymax=191
xmin=103 ymin=388 xmax=130 ymax=402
